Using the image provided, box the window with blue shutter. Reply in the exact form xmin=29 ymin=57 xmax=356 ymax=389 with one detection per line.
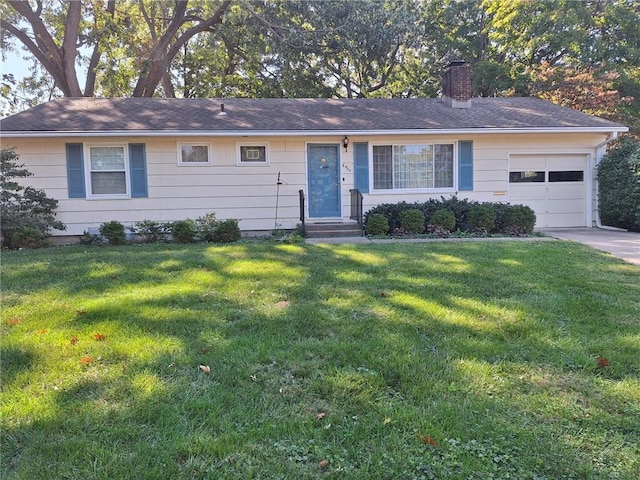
xmin=458 ymin=140 xmax=473 ymax=191
xmin=128 ymin=143 xmax=148 ymax=198
xmin=353 ymin=142 xmax=369 ymax=193
xmin=66 ymin=143 xmax=86 ymax=198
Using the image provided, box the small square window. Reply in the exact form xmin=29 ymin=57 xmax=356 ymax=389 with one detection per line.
xmin=178 ymin=143 xmax=211 ymax=165
xmin=238 ymin=144 xmax=268 ymax=165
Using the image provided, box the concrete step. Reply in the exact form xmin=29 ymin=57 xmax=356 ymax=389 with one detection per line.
xmin=305 ymin=222 xmax=363 ymax=238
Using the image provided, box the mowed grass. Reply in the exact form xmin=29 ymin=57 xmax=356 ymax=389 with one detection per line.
xmin=1 ymin=240 xmax=639 ymax=479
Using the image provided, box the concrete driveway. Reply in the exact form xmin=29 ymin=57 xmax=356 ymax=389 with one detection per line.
xmin=540 ymin=228 xmax=640 ymax=266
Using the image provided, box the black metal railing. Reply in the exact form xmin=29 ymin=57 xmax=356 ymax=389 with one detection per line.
xmin=350 ymin=188 xmax=364 ymax=235
xmin=298 ymin=189 xmax=306 ymax=233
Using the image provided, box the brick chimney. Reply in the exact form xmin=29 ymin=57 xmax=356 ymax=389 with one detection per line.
xmin=442 ymin=61 xmax=472 ymax=108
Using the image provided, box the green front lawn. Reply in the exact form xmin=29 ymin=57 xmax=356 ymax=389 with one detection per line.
xmin=1 ymin=240 xmax=639 ymax=479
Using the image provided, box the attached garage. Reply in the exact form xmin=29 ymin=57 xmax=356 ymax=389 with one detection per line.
xmin=509 ymin=154 xmax=589 ymax=228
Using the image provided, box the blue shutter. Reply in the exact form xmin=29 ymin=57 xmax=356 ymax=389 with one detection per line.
xmin=458 ymin=140 xmax=473 ymax=191
xmin=66 ymin=143 xmax=85 ymax=198
xmin=129 ymin=143 xmax=148 ymax=198
xmin=353 ymin=142 xmax=369 ymax=193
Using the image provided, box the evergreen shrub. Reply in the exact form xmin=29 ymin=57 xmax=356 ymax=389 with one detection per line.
xmin=365 ymin=213 xmax=390 ymax=236
xmin=429 ymin=208 xmax=456 ymax=231
xmin=597 ymin=138 xmax=640 ymax=231
xmin=99 ymin=221 xmax=127 ymax=245
xmin=399 ymin=209 xmax=425 ymax=234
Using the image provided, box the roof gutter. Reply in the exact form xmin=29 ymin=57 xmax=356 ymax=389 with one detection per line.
xmin=0 ymin=126 xmax=629 ymax=138
xmin=594 ymin=132 xmax=626 ymax=231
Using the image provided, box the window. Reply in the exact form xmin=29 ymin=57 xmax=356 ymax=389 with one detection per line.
xmin=178 ymin=143 xmax=211 ymax=165
xmin=88 ymin=146 xmax=127 ymax=195
xmin=509 ymin=171 xmax=545 ymax=183
xmin=549 ymin=170 xmax=584 ymax=182
xmin=237 ymin=143 xmax=268 ymax=165
xmin=372 ymin=143 xmax=454 ymax=190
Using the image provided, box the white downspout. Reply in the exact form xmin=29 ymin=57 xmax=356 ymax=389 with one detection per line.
xmin=594 ymin=132 xmax=626 ymax=231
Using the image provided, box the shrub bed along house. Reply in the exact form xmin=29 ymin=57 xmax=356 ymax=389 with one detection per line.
xmin=81 ymin=213 xmax=241 ymax=246
xmin=364 ymin=196 xmax=536 ymax=237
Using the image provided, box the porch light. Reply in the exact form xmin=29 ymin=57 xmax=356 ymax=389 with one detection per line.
xmin=343 ymin=136 xmax=349 ymax=152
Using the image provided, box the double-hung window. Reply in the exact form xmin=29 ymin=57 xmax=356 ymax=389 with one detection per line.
xmin=88 ymin=146 xmax=128 ymax=196
xmin=372 ymin=143 xmax=454 ymax=191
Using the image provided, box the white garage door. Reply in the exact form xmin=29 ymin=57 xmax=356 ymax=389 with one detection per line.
xmin=509 ymin=154 xmax=588 ymax=228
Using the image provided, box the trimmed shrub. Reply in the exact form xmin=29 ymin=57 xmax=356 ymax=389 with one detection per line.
xmin=364 ymin=201 xmax=413 ymax=231
xmin=429 ymin=208 xmax=456 ymax=232
xmin=170 ymin=219 xmax=197 ymax=243
xmin=399 ymin=208 xmax=425 ymax=234
xmin=213 ymin=219 xmax=241 ymax=243
xmin=195 ymin=212 xmax=218 ymax=242
xmin=133 ymin=220 xmax=168 ymax=243
xmin=467 ymin=204 xmax=496 ymax=233
xmin=79 ymin=231 xmax=105 ymax=245
xmin=501 ymin=205 xmax=536 ymax=235
xmin=597 ymin=138 xmax=640 ymax=231
xmin=365 ymin=213 xmax=390 ymax=236
xmin=99 ymin=221 xmax=127 ymax=245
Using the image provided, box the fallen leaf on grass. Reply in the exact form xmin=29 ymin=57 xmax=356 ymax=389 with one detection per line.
xmin=94 ymin=333 xmax=107 ymax=341
xmin=7 ymin=317 xmax=21 ymax=326
xmin=597 ymin=356 xmax=610 ymax=368
xmin=318 ymin=460 xmax=329 ymax=469
xmin=70 ymin=336 xmax=79 ymax=345
xmin=76 ymin=309 xmax=86 ymax=315
xmin=380 ymin=291 xmax=386 ymax=297
xmin=199 ymin=346 xmax=211 ymax=353
xmin=199 ymin=364 xmax=211 ymax=374
xmin=316 ymin=412 xmax=326 ymax=420
xmin=383 ymin=417 xmax=391 ymax=425
xmin=80 ymin=356 xmax=93 ymax=365
xmin=418 ymin=434 xmax=438 ymax=447
xmin=36 ymin=328 xmax=48 ymax=335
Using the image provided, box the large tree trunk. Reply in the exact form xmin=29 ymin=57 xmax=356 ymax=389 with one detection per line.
xmin=132 ymin=0 xmax=232 ymax=97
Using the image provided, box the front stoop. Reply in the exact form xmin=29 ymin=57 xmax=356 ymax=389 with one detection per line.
xmin=304 ymin=222 xmax=363 ymax=238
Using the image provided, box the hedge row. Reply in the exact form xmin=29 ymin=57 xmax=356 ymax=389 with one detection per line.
xmin=364 ymin=196 xmax=536 ymax=236
xmin=81 ymin=213 xmax=241 ymax=246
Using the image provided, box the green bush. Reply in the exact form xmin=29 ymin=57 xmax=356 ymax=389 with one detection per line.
xmin=1 ymin=146 xmax=66 ymax=249
xmin=467 ymin=204 xmax=496 ymax=233
xmin=597 ymin=138 xmax=640 ymax=231
xmin=213 ymin=219 xmax=241 ymax=243
xmin=134 ymin=220 xmax=168 ymax=243
xmin=79 ymin=231 xmax=105 ymax=245
xmin=429 ymin=208 xmax=456 ymax=232
xmin=99 ymin=221 xmax=127 ymax=245
xmin=364 ymin=201 xmax=412 ymax=231
xmin=365 ymin=213 xmax=390 ymax=236
xmin=195 ymin=212 xmax=218 ymax=242
xmin=501 ymin=205 xmax=536 ymax=235
xmin=170 ymin=219 xmax=197 ymax=243
xmin=399 ymin=208 xmax=425 ymax=234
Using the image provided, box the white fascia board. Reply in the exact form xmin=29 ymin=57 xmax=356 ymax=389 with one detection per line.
xmin=1 ymin=126 xmax=629 ymax=138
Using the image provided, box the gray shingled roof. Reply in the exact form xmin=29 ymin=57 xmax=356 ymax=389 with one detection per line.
xmin=0 ymin=97 xmax=627 ymax=134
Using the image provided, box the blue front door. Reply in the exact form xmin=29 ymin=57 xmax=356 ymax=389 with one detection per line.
xmin=307 ymin=144 xmax=341 ymax=218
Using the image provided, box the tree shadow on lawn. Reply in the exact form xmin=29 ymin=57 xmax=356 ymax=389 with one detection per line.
xmin=2 ymin=241 xmax=639 ymax=478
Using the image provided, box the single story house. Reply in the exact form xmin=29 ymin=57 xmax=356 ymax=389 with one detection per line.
xmin=0 ymin=63 xmax=628 ymax=240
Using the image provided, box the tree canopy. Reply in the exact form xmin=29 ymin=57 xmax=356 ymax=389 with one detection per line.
xmin=2 ymin=0 xmax=638 ymax=134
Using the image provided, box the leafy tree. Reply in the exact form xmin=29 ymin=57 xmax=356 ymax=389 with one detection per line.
xmin=1 ymin=146 xmax=66 ymax=248
xmin=1 ymin=0 xmax=232 ymax=99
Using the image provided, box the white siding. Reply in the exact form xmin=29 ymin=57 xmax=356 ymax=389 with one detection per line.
xmin=2 ymin=132 xmax=609 ymax=236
